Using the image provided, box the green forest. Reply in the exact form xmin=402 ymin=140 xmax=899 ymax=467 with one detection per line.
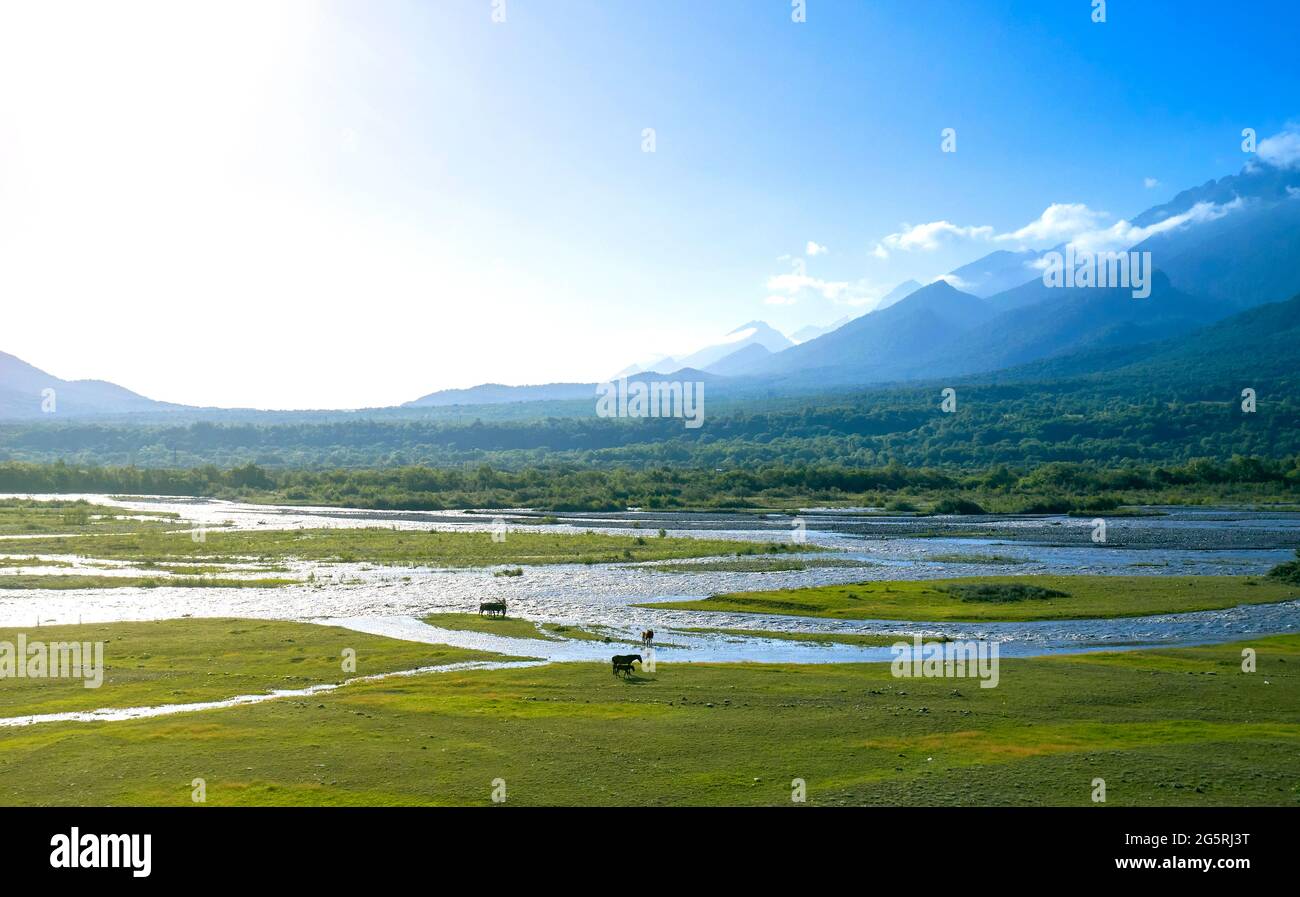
xmin=3 ymin=455 xmax=1298 ymax=512
xmin=0 ymin=375 xmax=1295 ymax=472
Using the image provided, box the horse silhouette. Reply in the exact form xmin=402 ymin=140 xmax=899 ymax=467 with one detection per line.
xmin=611 ymin=654 xmax=642 ymax=678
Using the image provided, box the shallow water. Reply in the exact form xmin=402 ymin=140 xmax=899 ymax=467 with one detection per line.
xmin=1 ymin=494 xmax=1297 ymax=665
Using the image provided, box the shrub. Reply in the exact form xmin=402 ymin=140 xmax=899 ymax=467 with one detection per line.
xmin=940 ymin=583 xmax=1068 ymax=603
xmin=930 ymin=497 xmax=987 ymax=515
xmin=1266 ymin=550 xmax=1300 ymax=585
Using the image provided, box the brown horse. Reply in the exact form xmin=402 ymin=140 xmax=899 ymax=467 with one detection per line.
xmin=479 ymin=601 xmax=507 ymax=617
xmin=641 ymin=629 xmax=654 ymax=646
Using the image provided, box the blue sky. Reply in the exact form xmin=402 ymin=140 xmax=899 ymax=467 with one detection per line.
xmin=1 ymin=0 xmax=1298 ymax=407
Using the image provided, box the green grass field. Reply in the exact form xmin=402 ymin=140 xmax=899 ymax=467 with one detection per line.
xmin=5 ymin=526 xmax=791 ymax=569
xmin=0 ymin=619 xmax=1295 ymax=806
xmin=0 ymin=618 xmax=517 ymax=717
xmin=644 ymin=575 xmax=1300 ymax=621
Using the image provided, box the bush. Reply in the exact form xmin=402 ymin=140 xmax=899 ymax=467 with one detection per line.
xmin=1267 ymin=550 xmax=1300 ymax=585
xmin=930 ymin=497 xmax=987 ymax=515
xmin=941 ymin=583 xmax=1068 ymax=603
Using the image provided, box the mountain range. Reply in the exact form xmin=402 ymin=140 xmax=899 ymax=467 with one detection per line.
xmin=0 ymin=351 xmax=188 ymax=419
xmin=3 ymin=158 xmax=1299 ymax=420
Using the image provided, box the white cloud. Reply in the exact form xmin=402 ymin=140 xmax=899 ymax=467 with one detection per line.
xmin=765 ymin=272 xmax=850 ymax=300
xmin=872 ymin=204 xmax=1110 ymax=258
xmin=996 ymin=203 xmax=1109 ymax=246
xmin=1144 ymin=177 xmax=1161 ymax=189
xmin=871 ymin=194 xmax=1244 ymax=264
xmin=872 ymin=220 xmax=995 ymax=258
xmin=805 ymin=240 xmax=829 ymax=256
xmin=831 ymin=280 xmax=900 ymax=308
xmin=1258 ymin=126 xmax=1300 ymax=170
xmin=1065 ymin=198 xmax=1243 ymax=255
xmin=765 ymin=268 xmax=894 ymax=309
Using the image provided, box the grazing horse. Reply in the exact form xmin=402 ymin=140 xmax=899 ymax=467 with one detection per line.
xmin=640 ymin=629 xmax=655 ymax=646
xmin=611 ymin=654 xmax=642 ymax=678
xmin=479 ymin=601 xmax=507 ymax=617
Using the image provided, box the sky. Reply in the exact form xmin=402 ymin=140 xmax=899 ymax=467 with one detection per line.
xmin=1 ymin=0 xmax=1298 ymax=409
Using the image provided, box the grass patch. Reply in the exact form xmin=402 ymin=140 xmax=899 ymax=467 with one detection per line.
xmin=928 ymin=554 xmax=1026 ymax=566
xmin=0 ymin=557 xmax=73 ymax=569
xmin=0 ymin=632 xmax=1295 ymax=806
xmin=0 ymin=498 xmax=180 ymax=536
xmin=939 ymin=583 xmax=1067 ymax=603
xmin=678 ymin=627 xmax=927 ymax=647
xmin=643 ymin=557 xmax=871 ymax=574
xmin=422 ymin=613 xmax=639 ymax=646
xmin=8 ymin=527 xmax=783 ymax=569
xmin=0 ymin=574 xmax=299 ymax=590
xmin=540 ymin=623 xmax=621 ymax=643
xmin=643 ymin=575 xmax=1300 ymax=622
xmin=423 ymin=612 xmax=555 ymax=641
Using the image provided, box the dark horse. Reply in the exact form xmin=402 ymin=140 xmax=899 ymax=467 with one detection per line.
xmin=640 ymin=629 xmax=654 ymax=646
xmin=611 ymin=654 xmax=642 ymax=678
xmin=479 ymin=601 xmax=507 ymax=617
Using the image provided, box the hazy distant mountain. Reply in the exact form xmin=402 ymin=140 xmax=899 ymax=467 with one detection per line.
xmin=0 ymin=350 xmax=184 ymax=419
xmin=704 ymin=342 xmax=773 ymax=376
xmin=675 ymin=321 xmax=792 ymax=370
xmin=615 ymin=355 xmax=680 ymax=377
xmin=755 ymin=280 xmax=995 ymax=381
xmin=404 ymin=365 xmax=726 ymax=409
xmin=403 ymin=381 xmax=597 ymax=408
xmin=617 ymin=321 xmax=792 ymax=377
xmin=791 ymin=315 xmax=853 ymax=344
xmin=944 ymin=250 xmax=1043 ymax=298
xmin=871 ymin=279 xmax=924 ymax=311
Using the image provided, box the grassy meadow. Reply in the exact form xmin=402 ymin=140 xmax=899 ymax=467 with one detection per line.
xmin=0 ymin=620 xmax=1294 ymax=806
xmin=0 ymin=618 xmax=522 ymax=718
